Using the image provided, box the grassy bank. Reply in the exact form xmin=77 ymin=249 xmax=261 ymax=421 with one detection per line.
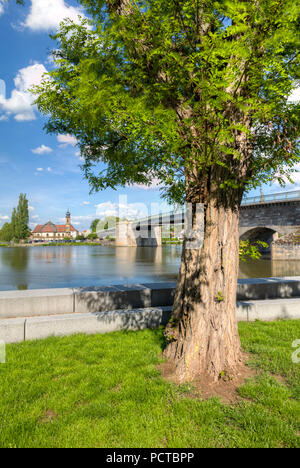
xmin=0 ymin=320 xmax=299 ymax=448
xmin=0 ymin=242 xmax=106 ymax=248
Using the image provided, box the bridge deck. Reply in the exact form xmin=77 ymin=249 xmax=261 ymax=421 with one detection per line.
xmin=97 ymin=190 xmax=300 ymax=238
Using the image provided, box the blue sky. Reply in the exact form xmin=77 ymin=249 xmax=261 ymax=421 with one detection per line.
xmin=0 ymin=0 xmax=298 ymax=232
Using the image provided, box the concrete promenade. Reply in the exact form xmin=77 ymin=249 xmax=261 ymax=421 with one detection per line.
xmin=1 ymin=277 xmax=300 ymax=343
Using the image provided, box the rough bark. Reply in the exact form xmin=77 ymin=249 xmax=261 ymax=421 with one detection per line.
xmin=164 ymin=191 xmax=242 ymax=383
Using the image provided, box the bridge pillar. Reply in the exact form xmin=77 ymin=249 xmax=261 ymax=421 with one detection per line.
xmin=115 ymin=222 xmax=162 ymax=247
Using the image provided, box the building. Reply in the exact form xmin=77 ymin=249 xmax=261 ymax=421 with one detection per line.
xmin=32 ymin=211 xmax=79 ymax=241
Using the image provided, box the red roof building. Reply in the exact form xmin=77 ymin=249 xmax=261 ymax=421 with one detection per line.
xmin=32 ymin=211 xmax=79 ymax=240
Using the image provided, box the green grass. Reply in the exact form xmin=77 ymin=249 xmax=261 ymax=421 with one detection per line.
xmin=41 ymin=242 xmax=102 ymax=247
xmin=0 ymin=320 xmax=299 ymax=448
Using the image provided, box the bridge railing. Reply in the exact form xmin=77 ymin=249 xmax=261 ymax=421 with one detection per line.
xmin=96 ymin=191 xmax=300 ymax=238
xmin=241 ymin=190 xmax=300 ymax=206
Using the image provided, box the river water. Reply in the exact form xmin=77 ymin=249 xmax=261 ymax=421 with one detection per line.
xmin=0 ymin=245 xmax=298 ymax=291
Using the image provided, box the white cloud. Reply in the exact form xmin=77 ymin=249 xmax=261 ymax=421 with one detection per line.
xmin=58 ymin=214 xmax=94 ymax=223
xmin=31 ymin=145 xmax=53 ymax=155
xmin=22 ymin=0 xmax=85 ymax=32
xmin=0 ymin=215 xmax=9 ymax=221
xmin=82 ymin=201 xmax=90 ymax=205
xmin=95 ymin=201 xmax=148 ymax=220
xmin=35 ymin=167 xmax=52 ymax=173
xmin=28 ymin=206 xmax=35 ymax=212
xmin=57 ymin=134 xmax=78 ymax=147
xmin=131 ymin=178 xmax=161 ymax=191
xmin=0 ymin=63 xmax=47 ymax=121
xmin=31 ymin=214 xmax=39 ymax=220
xmin=0 ymin=1 xmax=5 ymax=16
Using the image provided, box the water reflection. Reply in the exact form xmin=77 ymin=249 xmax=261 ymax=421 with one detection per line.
xmin=1 ymin=247 xmax=29 ymax=271
xmin=33 ymin=247 xmax=72 ymax=264
xmin=0 ymin=247 xmax=29 ymax=290
xmin=0 ymin=245 xmax=299 ymax=291
xmin=271 ymin=259 xmax=300 ymax=277
xmin=239 ymin=258 xmax=272 ymax=278
xmin=239 ymin=257 xmax=300 ymax=278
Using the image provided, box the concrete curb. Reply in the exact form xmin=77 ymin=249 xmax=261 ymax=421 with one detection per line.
xmin=237 ymin=298 xmax=300 ymax=322
xmin=2 ymin=277 xmax=300 ymax=319
xmin=0 ymin=307 xmax=172 ymax=343
xmin=0 ymin=288 xmax=74 ymax=319
xmin=0 ymin=318 xmax=25 ymax=343
xmin=1 ymin=298 xmax=300 ymax=343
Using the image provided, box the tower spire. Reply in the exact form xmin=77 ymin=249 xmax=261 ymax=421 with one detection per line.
xmin=66 ymin=210 xmax=71 ymax=234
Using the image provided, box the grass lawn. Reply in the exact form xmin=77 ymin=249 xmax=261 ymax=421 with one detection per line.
xmin=0 ymin=320 xmax=299 ymax=448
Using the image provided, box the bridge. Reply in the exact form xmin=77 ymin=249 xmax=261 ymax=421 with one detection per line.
xmin=97 ymin=190 xmax=300 ymax=249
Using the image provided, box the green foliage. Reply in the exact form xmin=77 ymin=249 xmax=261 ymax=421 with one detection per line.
xmin=239 ymin=240 xmax=269 ymax=262
xmin=87 ymin=232 xmax=98 ymax=240
xmin=76 ymin=235 xmax=85 ymax=241
xmin=216 ymin=291 xmax=225 ymax=302
xmin=0 ymin=194 xmax=30 ymax=242
xmin=14 ymin=194 xmax=30 ymax=242
xmin=90 ymin=218 xmax=100 ymax=232
xmin=0 ymin=223 xmax=14 ymax=242
xmin=33 ymin=1 xmax=299 ymax=204
xmin=95 ymin=216 xmax=120 ymax=231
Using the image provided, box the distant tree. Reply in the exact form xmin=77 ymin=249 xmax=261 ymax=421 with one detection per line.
xmin=0 ymin=194 xmax=30 ymax=243
xmin=87 ymin=233 xmax=98 ymax=240
xmin=91 ymin=216 xmax=121 ymax=232
xmin=0 ymin=223 xmax=14 ymax=242
xmin=11 ymin=208 xmax=17 ymax=236
xmin=14 ymin=194 xmax=30 ymax=242
xmin=90 ymin=219 xmax=100 ymax=232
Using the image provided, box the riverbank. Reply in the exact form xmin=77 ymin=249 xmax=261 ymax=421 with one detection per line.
xmin=0 ymin=240 xmax=115 ymax=248
xmin=1 ymin=238 xmax=181 ymax=247
xmin=1 ymin=278 xmax=300 ymax=344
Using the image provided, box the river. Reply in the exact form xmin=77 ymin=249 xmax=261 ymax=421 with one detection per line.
xmin=0 ymin=245 xmax=298 ymax=291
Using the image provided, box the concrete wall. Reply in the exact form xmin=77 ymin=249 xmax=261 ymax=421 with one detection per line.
xmin=115 ymin=222 xmax=162 ymax=247
xmin=0 ymin=288 xmax=74 ymax=319
xmin=1 ymin=297 xmax=300 ymax=344
xmin=271 ymin=243 xmax=300 ymax=260
xmin=1 ymin=279 xmax=300 ymax=343
xmin=2 ymin=278 xmax=300 ymax=320
xmin=240 ymin=200 xmax=300 ymax=232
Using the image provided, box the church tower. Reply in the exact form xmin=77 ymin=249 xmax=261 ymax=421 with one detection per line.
xmin=66 ymin=210 xmax=71 ymax=234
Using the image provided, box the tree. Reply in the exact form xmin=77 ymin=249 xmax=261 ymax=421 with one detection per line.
xmin=0 ymin=194 xmax=30 ymax=243
xmin=90 ymin=218 xmax=100 ymax=232
xmin=33 ymin=1 xmax=299 ymax=382
xmin=93 ymin=216 xmax=121 ymax=231
xmin=87 ymin=232 xmax=98 ymax=240
xmin=0 ymin=223 xmax=14 ymax=242
xmin=14 ymin=194 xmax=30 ymax=242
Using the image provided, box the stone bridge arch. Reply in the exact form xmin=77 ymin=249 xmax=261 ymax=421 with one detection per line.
xmin=239 ymin=227 xmax=280 ymax=254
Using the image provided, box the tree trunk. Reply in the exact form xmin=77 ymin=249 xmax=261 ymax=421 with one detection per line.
xmin=164 ymin=194 xmax=242 ymax=383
